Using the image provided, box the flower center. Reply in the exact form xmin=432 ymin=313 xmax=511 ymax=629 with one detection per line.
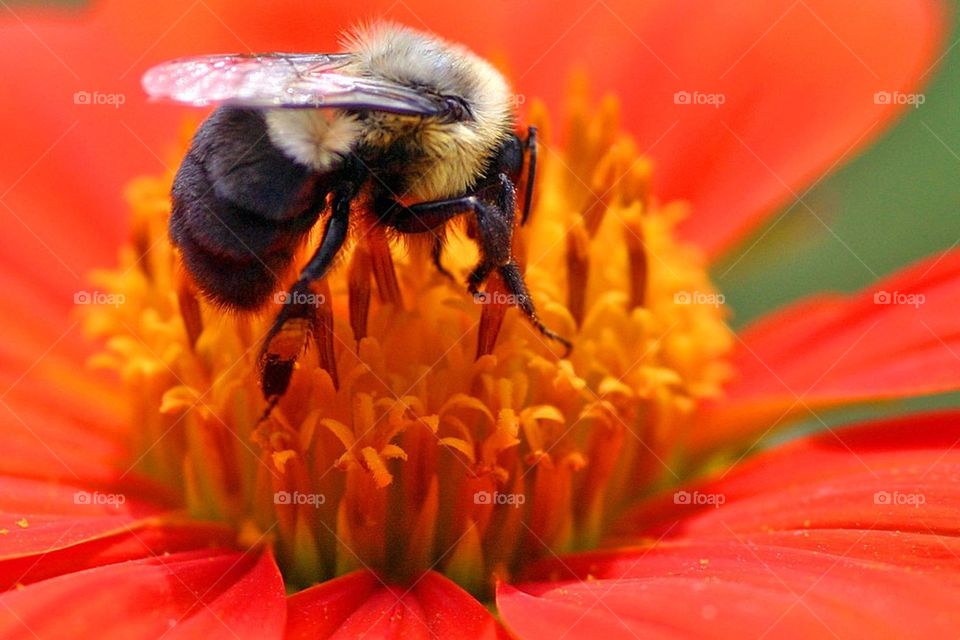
xmin=83 ymin=91 xmax=732 ymax=597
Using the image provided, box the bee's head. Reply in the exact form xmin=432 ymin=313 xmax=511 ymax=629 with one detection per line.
xmin=342 ymin=22 xmax=515 ymax=159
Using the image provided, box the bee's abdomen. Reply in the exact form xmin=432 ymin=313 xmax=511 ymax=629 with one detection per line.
xmin=171 ymin=217 xmax=292 ymax=310
xmin=170 ymin=107 xmax=325 ymax=310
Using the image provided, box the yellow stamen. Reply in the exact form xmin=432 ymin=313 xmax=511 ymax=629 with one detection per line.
xmin=83 ymin=89 xmax=732 ymax=597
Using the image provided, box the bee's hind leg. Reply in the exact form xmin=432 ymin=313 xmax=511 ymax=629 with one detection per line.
xmin=258 ymin=186 xmax=354 ymax=402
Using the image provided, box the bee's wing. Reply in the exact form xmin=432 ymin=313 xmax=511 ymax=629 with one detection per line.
xmin=142 ymin=53 xmax=449 ymax=116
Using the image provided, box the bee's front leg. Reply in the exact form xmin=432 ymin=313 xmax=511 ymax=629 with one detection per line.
xmin=376 ymin=175 xmax=570 ymax=355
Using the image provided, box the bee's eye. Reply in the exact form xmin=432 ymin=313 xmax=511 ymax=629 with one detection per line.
xmin=443 ymin=96 xmax=471 ymax=121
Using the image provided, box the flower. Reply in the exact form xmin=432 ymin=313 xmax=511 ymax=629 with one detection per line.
xmin=0 ymin=0 xmax=958 ymax=638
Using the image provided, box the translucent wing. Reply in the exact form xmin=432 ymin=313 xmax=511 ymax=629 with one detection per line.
xmin=142 ymin=53 xmax=450 ymax=116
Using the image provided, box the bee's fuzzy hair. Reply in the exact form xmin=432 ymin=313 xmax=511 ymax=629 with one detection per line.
xmin=344 ymin=22 xmax=516 ymax=200
xmin=265 ymin=22 xmax=515 ymax=200
xmin=264 ymin=109 xmax=361 ymax=173
xmin=339 ymin=20 xmax=514 ymax=132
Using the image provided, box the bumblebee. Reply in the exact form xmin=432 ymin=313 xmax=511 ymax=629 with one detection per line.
xmin=143 ymin=23 xmax=569 ymax=404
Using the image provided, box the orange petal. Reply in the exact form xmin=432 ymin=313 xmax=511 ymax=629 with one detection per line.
xmin=286 ymin=570 xmax=503 ymax=639
xmin=696 ymin=250 xmax=960 ymax=451
xmin=0 ymin=548 xmax=285 ymax=639
xmin=500 ymin=410 xmax=960 ymax=638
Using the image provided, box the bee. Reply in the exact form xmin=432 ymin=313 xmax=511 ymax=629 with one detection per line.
xmin=143 ymin=23 xmax=570 ymax=406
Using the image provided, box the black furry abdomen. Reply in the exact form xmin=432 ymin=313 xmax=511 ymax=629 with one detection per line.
xmin=170 ymin=107 xmax=327 ymax=310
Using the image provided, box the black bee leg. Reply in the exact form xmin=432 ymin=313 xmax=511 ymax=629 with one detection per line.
xmin=521 ymin=125 xmax=538 ymax=225
xmin=431 ymin=236 xmax=456 ymax=282
xmin=375 ymin=175 xmax=570 ymax=354
xmin=376 ymin=189 xmax=501 ymax=288
xmin=298 ymin=191 xmax=353 ymax=283
xmin=257 ymin=282 xmax=313 ymax=403
xmin=466 ymin=262 xmax=494 ymax=295
xmin=472 ymin=175 xmax=571 ymax=354
xmin=258 ymin=188 xmax=353 ymax=403
xmin=498 ymin=261 xmax=571 ymax=355
xmin=376 ymin=195 xmax=469 ymax=233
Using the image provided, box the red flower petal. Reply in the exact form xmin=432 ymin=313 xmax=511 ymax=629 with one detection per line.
xmin=0 ymin=398 xmax=129 ymax=484
xmin=499 ymin=537 xmax=960 ymax=639
xmin=0 ymin=547 xmax=285 ymax=639
xmin=0 ymin=476 xmax=231 ymax=590
xmin=696 ymin=250 xmax=960 ymax=451
xmin=0 ymin=520 xmax=237 ymax=591
xmin=500 ymin=411 xmax=960 ymax=638
xmin=618 ymin=409 xmax=960 ymax=540
xmin=640 ymin=0 xmax=945 ymax=256
xmin=286 ymin=570 xmax=503 ymax=639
